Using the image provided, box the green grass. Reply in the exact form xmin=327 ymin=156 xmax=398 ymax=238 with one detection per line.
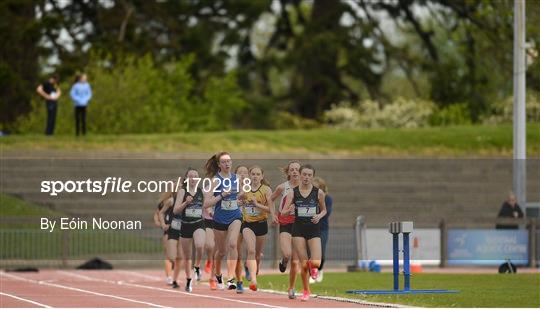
xmin=1 ymin=124 xmax=539 ymax=156
xmin=257 ymin=272 xmax=540 ymax=307
xmin=0 ymin=194 xmax=161 ymax=260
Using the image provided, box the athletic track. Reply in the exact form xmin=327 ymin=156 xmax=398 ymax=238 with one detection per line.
xmin=0 ymin=269 xmax=393 ymax=308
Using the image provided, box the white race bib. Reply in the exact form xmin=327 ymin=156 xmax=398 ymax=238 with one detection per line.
xmin=297 ymin=206 xmax=317 ymax=217
xmin=222 ymin=200 xmax=238 ymax=211
xmin=171 ymin=218 xmax=182 ymax=230
xmin=185 ymin=208 xmax=203 ymax=218
xmin=245 ymin=205 xmax=261 ymax=216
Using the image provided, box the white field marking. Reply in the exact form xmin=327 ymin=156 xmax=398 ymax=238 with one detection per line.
xmin=257 ymin=287 xmax=405 ymax=308
xmin=316 ymin=295 xmax=410 ymax=308
xmin=59 ymin=270 xmax=283 ymax=308
xmin=0 ymin=291 xmax=53 ymax=308
xmin=0 ymin=271 xmax=167 ymax=308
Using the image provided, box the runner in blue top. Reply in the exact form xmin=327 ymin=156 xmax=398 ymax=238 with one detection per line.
xmin=203 ymin=152 xmax=245 ymax=293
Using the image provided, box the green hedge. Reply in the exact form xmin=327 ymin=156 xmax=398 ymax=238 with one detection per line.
xmin=15 ymin=54 xmax=247 ymax=134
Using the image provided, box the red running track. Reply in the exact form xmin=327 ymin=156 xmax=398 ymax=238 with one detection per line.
xmin=0 ymin=270 xmax=387 ymax=308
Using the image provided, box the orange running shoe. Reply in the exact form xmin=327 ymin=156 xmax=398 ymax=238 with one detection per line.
xmin=204 ymin=260 xmax=212 ymax=274
xmin=249 ymin=283 xmax=257 ymax=291
xmin=209 ymin=279 xmax=217 ymax=290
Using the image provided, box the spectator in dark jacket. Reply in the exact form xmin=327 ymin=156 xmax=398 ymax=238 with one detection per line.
xmin=36 ymin=74 xmax=61 ymax=135
xmin=496 ymin=192 xmax=524 ymax=229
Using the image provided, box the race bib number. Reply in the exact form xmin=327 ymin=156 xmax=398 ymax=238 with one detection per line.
xmin=221 ymin=200 xmax=238 ymax=211
xmin=185 ymin=208 xmax=202 ymax=218
xmin=171 ymin=219 xmax=182 ymax=230
xmin=245 ymin=205 xmax=261 ymax=216
xmin=297 ymin=206 xmax=316 ymax=217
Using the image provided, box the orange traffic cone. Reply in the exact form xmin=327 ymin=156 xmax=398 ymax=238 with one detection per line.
xmin=411 ymin=236 xmax=423 ymax=273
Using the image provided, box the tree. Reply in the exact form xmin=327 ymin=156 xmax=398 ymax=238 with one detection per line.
xmin=0 ymin=0 xmax=40 ymax=131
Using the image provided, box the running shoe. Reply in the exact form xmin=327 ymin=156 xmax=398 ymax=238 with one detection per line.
xmin=236 ymin=281 xmax=244 ymax=294
xmin=307 ymin=260 xmax=318 ymax=280
xmin=166 ymin=276 xmax=173 ymax=285
xmin=287 ymin=289 xmax=296 ymax=299
xmin=194 ymin=266 xmax=202 ymax=281
xmin=216 ymin=274 xmax=225 ymax=290
xmin=244 ymin=264 xmax=251 ymax=281
xmin=316 ymin=270 xmax=323 ymax=283
xmin=300 ymin=290 xmax=310 ymax=302
xmin=227 ymin=278 xmax=236 ymax=290
xmin=278 ymin=258 xmax=287 ymax=273
xmin=185 ymin=278 xmax=193 ymax=292
xmin=310 ymin=267 xmax=319 ymax=280
xmin=309 ymin=276 xmax=316 ymax=284
xmin=209 ymin=279 xmax=217 ymax=290
xmin=204 ymin=260 xmax=212 ymax=274
xmin=172 ymin=281 xmax=179 ymax=289
xmin=249 ymin=282 xmax=257 ymax=291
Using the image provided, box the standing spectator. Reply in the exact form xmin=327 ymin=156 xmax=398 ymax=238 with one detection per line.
xmin=311 ymin=176 xmax=332 ymax=283
xmin=70 ymin=73 xmax=92 ymax=136
xmin=496 ymin=192 xmax=524 ymax=229
xmin=36 ymin=74 xmax=61 ymax=135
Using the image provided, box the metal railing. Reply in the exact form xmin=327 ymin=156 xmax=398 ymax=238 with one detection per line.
xmin=0 ymin=220 xmax=353 ymax=268
xmin=2 ymin=216 xmax=538 ymax=269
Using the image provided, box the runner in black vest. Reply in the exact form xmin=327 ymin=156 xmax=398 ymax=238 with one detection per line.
xmin=175 ymin=168 xmax=206 ymax=292
xmin=280 ymin=164 xmax=327 ymax=302
xmin=159 ymin=191 xmax=184 ymax=289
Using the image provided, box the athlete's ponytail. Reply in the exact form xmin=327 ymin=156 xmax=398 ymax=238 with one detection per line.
xmin=205 ymin=151 xmax=229 ymax=177
xmin=157 ymin=188 xmax=174 ymax=206
xmin=312 ymin=176 xmax=327 ymax=193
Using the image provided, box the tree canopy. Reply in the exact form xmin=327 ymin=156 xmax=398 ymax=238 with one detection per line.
xmin=1 ymin=0 xmax=539 ymax=132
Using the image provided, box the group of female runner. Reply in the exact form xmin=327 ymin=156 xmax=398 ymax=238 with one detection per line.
xmin=153 ymin=152 xmax=330 ymax=301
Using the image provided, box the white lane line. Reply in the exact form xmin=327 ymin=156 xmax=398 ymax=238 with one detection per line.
xmin=59 ymin=270 xmax=283 ymax=308
xmin=57 ymin=270 xmax=145 ymax=285
xmin=121 ymin=282 xmax=284 ymax=309
xmin=117 ymin=270 xmax=162 ymax=281
xmin=0 ymin=291 xmax=53 ymax=308
xmin=62 ymin=271 xmax=396 ymax=308
xmin=0 ymin=272 xmax=167 ymax=308
xmin=258 ymin=288 xmax=400 ymax=308
xmin=57 ymin=270 xmax=114 ymax=283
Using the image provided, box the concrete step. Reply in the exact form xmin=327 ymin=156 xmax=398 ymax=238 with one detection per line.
xmin=3 ymin=155 xmax=539 ymax=229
